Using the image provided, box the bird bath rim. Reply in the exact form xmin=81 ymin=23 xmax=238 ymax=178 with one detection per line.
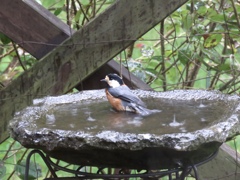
xmin=9 ymin=89 xmax=240 ymax=169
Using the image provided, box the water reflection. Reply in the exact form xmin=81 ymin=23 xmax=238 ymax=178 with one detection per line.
xmin=37 ymin=99 xmax=232 ymax=135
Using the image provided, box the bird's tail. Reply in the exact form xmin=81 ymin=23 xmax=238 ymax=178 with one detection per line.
xmin=134 ymin=105 xmax=161 ymax=116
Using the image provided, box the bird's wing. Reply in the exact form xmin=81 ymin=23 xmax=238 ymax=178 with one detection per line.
xmin=108 ymin=86 xmax=146 ymax=107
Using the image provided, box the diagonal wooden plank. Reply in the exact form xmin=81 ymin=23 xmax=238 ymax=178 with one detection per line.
xmin=0 ymin=0 xmax=149 ymax=90
xmin=0 ymin=0 xmax=188 ymax=142
xmin=78 ymin=60 xmax=151 ymax=90
xmin=0 ymin=0 xmax=71 ymax=59
xmin=197 ymin=143 xmax=240 ymax=179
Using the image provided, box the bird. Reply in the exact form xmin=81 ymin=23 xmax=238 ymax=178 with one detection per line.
xmin=101 ymin=73 xmax=160 ymax=116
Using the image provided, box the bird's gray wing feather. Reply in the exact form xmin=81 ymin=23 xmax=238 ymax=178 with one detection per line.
xmin=108 ymin=86 xmax=146 ymax=107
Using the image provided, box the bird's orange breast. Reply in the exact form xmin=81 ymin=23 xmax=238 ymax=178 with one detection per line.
xmin=105 ymin=89 xmax=125 ymax=111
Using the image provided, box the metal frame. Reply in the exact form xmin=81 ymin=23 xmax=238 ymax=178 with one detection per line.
xmin=24 ymin=149 xmax=218 ymax=180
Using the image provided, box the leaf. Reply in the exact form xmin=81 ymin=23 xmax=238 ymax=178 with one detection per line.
xmin=54 ymin=8 xmax=62 ymax=16
xmin=236 ymin=4 xmax=240 ymax=13
xmin=197 ymin=6 xmax=207 ymax=16
xmin=203 ymin=34 xmax=222 ymax=48
xmin=229 ymin=29 xmax=240 ymax=39
xmin=208 ymin=9 xmax=217 ymax=18
xmin=182 ymin=13 xmax=193 ymax=33
xmin=178 ymin=48 xmax=191 ymax=65
xmin=201 ymin=46 xmax=222 ymax=64
xmin=74 ymin=10 xmax=82 ymax=22
xmin=0 ymin=33 xmax=11 ymax=45
xmin=15 ymin=161 xmax=42 ymax=180
xmin=0 ymin=55 xmax=11 ymax=72
xmin=234 ymin=53 xmax=240 ymax=62
xmin=209 ymin=14 xmax=225 ymax=23
xmin=215 ymin=63 xmax=231 ymax=72
xmin=151 ymin=56 xmax=162 ymax=61
xmin=145 ymin=68 xmax=158 ymax=76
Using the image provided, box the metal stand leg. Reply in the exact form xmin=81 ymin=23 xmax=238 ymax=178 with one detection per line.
xmin=191 ymin=164 xmax=199 ymax=180
xmin=24 ymin=149 xmax=218 ymax=180
xmin=24 ymin=149 xmax=58 ymax=180
xmin=180 ymin=166 xmax=190 ymax=180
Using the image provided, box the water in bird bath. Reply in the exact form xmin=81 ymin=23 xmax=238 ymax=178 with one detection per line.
xmin=37 ymin=98 xmax=231 ymax=135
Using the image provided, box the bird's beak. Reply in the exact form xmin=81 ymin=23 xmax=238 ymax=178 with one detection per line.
xmin=100 ymin=79 xmax=107 ymax=82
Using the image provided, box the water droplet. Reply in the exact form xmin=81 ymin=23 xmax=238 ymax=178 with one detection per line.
xmin=169 ymin=114 xmax=185 ymax=127
xmin=46 ymin=114 xmax=56 ymax=125
xmin=199 ymin=103 xmax=207 ymax=108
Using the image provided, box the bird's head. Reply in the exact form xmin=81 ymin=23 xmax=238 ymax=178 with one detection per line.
xmin=101 ymin=73 xmax=124 ymax=88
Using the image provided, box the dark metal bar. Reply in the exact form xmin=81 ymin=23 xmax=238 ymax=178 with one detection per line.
xmin=191 ymin=164 xmax=199 ymax=180
xmin=24 ymin=150 xmax=58 ymax=180
xmin=25 ymin=149 xmax=219 ymax=179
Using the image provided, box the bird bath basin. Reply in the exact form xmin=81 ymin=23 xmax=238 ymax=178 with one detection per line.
xmin=9 ymin=90 xmax=240 ymax=170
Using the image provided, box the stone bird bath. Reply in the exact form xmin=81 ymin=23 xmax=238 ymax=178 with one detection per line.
xmin=9 ymin=90 xmax=240 ymax=170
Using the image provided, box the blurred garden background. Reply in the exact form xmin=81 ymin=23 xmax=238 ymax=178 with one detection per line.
xmin=1 ymin=0 xmax=240 ymax=179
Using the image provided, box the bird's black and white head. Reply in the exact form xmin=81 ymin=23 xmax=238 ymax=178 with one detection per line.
xmin=101 ymin=73 xmax=124 ymax=88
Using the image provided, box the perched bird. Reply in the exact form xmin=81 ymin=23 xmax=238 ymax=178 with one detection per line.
xmin=101 ymin=73 xmax=160 ymax=116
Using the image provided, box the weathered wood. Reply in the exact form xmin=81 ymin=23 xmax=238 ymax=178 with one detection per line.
xmin=0 ymin=0 xmax=70 ymax=59
xmin=78 ymin=60 xmax=151 ymax=90
xmin=0 ymin=0 xmax=150 ymax=90
xmin=0 ymin=0 xmax=188 ymax=142
xmin=197 ymin=143 xmax=240 ymax=179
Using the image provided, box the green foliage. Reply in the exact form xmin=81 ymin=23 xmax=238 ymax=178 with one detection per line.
xmin=0 ymin=160 xmax=6 ymax=179
xmin=227 ymin=135 xmax=240 ymax=153
xmin=0 ymin=33 xmax=11 ymax=45
xmin=15 ymin=161 xmax=42 ymax=180
xmin=203 ymin=34 xmax=222 ymax=48
xmin=114 ymin=0 xmax=240 ymax=92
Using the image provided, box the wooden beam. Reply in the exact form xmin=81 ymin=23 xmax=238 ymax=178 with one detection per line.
xmin=0 ymin=0 xmax=71 ymax=59
xmin=78 ymin=60 xmax=151 ymax=90
xmin=0 ymin=0 xmax=188 ymax=142
xmin=197 ymin=143 xmax=240 ymax=179
xmin=0 ymin=0 xmax=150 ymax=90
